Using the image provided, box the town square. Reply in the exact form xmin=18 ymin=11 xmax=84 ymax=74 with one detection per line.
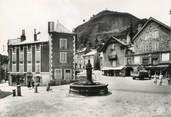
xmin=0 ymin=0 xmax=171 ymax=117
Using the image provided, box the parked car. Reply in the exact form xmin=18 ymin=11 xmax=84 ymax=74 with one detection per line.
xmin=131 ymin=70 xmax=150 ymax=80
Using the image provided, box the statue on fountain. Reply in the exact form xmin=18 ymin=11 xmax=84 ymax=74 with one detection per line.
xmin=86 ymin=60 xmax=94 ymax=84
xmin=69 ymin=59 xmax=108 ymax=96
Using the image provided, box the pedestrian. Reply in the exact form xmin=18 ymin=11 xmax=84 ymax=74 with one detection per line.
xmin=32 ymin=81 xmax=34 ymax=88
xmin=153 ymin=73 xmax=157 ymax=84
xmin=27 ymin=81 xmax=31 ymax=88
xmin=159 ymin=73 xmax=163 ymax=85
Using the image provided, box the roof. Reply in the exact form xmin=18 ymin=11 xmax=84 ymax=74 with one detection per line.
xmin=101 ymin=66 xmax=125 ymax=71
xmin=8 ymin=39 xmax=48 ymax=46
xmin=55 ymin=20 xmax=71 ymax=33
xmin=8 ymin=34 xmax=49 ymax=45
xmin=83 ymin=49 xmax=97 ymax=57
xmin=0 ymin=51 xmax=8 ymax=56
xmin=76 ymin=48 xmax=87 ymax=53
xmin=111 ymin=36 xmax=127 ymax=46
xmin=100 ymin=36 xmax=128 ymax=52
xmin=133 ymin=17 xmax=171 ymax=41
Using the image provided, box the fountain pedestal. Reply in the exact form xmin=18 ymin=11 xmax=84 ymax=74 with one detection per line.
xmin=69 ymin=60 xmax=108 ymax=96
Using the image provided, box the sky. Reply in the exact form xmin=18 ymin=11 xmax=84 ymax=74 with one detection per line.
xmin=0 ymin=0 xmax=171 ymax=55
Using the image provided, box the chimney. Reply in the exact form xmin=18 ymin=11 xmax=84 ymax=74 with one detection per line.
xmin=20 ymin=29 xmax=26 ymax=42
xmin=34 ymin=29 xmax=37 ymax=41
xmin=48 ymin=21 xmax=55 ymax=33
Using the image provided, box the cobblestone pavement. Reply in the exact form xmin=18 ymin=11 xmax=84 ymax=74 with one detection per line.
xmin=0 ymin=71 xmax=171 ymax=117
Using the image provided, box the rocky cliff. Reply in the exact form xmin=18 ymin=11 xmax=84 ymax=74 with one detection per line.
xmin=74 ymin=10 xmax=147 ymax=49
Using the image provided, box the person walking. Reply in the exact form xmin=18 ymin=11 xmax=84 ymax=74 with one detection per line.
xmin=153 ymin=72 xmax=157 ymax=84
xmin=159 ymin=72 xmax=163 ymax=85
xmin=32 ymin=80 xmax=34 ymax=88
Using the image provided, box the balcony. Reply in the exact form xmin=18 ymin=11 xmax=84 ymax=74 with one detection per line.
xmin=108 ymin=54 xmax=117 ymax=60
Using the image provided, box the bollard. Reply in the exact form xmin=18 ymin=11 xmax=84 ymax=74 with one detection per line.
xmin=17 ymin=85 xmax=21 ymax=96
xmin=168 ymin=79 xmax=171 ymax=85
xmin=12 ymin=89 xmax=16 ymax=96
xmin=46 ymin=83 xmax=50 ymax=91
xmin=35 ymin=84 xmax=38 ymax=93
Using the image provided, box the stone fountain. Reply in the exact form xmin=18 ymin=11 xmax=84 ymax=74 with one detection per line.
xmin=69 ymin=60 xmax=108 ymax=96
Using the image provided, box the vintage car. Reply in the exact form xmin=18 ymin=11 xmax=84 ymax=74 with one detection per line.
xmin=131 ymin=69 xmax=150 ymax=80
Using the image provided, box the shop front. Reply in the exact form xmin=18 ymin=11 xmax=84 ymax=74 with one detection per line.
xmin=10 ymin=73 xmax=26 ymax=86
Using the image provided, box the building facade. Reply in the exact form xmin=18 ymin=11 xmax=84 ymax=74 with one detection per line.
xmin=75 ymin=48 xmax=86 ymax=70
xmin=100 ymin=36 xmax=131 ymax=76
xmin=48 ymin=31 xmax=75 ymax=83
xmin=129 ymin=17 xmax=171 ymax=77
xmin=8 ymin=21 xmax=75 ymax=86
xmin=82 ymin=49 xmax=97 ymax=69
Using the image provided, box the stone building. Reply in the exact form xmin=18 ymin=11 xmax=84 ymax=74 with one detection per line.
xmin=82 ymin=49 xmax=97 ymax=69
xmin=128 ymin=17 xmax=171 ymax=77
xmin=8 ymin=21 xmax=75 ymax=86
xmin=100 ymin=36 xmax=132 ymax=76
xmin=75 ymin=48 xmax=86 ymax=70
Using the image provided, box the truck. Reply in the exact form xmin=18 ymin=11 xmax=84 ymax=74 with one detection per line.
xmin=131 ymin=69 xmax=150 ymax=80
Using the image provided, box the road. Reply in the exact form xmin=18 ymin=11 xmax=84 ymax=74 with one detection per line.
xmin=0 ymin=70 xmax=171 ymax=117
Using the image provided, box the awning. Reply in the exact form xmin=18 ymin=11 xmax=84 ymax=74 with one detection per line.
xmin=146 ymin=65 xmax=169 ymax=68
xmin=10 ymin=72 xmax=26 ymax=76
xmin=101 ymin=66 xmax=125 ymax=71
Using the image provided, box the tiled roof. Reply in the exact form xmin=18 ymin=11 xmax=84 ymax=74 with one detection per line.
xmin=83 ymin=49 xmax=97 ymax=56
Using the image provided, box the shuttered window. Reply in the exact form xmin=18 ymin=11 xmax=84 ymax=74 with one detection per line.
xmin=60 ymin=52 xmax=67 ymax=63
xmin=60 ymin=38 xmax=67 ymax=49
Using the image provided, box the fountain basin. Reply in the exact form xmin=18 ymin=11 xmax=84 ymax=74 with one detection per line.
xmin=69 ymin=82 xmax=108 ymax=96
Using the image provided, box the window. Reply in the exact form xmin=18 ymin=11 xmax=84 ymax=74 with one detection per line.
xmin=162 ymin=53 xmax=169 ymax=62
xmin=12 ymin=47 xmax=16 ymax=53
xmin=64 ymin=69 xmax=72 ymax=80
xmin=142 ymin=57 xmax=149 ymax=65
xmin=35 ymin=51 xmax=41 ymax=72
xmin=152 ymin=58 xmax=158 ymax=65
xmin=19 ymin=53 xmax=24 ymax=64
xmin=54 ymin=69 xmax=62 ymax=80
xmin=35 ymin=51 xmax=40 ymax=63
xmin=60 ymin=38 xmax=67 ymax=49
xmin=60 ymin=52 xmax=67 ymax=63
xmin=134 ymin=56 xmax=140 ymax=64
xmin=153 ymin=31 xmax=159 ymax=39
xmin=66 ymin=70 xmax=71 ymax=73
xmin=20 ymin=46 xmax=23 ymax=52
xmin=12 ymin=54 xmax=16 ymax=64
xmin=19 ymin=51 xmax=24 ymax=72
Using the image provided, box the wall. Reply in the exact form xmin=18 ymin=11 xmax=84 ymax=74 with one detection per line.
xmin=51 ymin=32 xmax=74 ymax=80
xmin=102 ymin=42 xmax=126 ymax=68
xmin=134 ymin=21 xmax=170 ymax=55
